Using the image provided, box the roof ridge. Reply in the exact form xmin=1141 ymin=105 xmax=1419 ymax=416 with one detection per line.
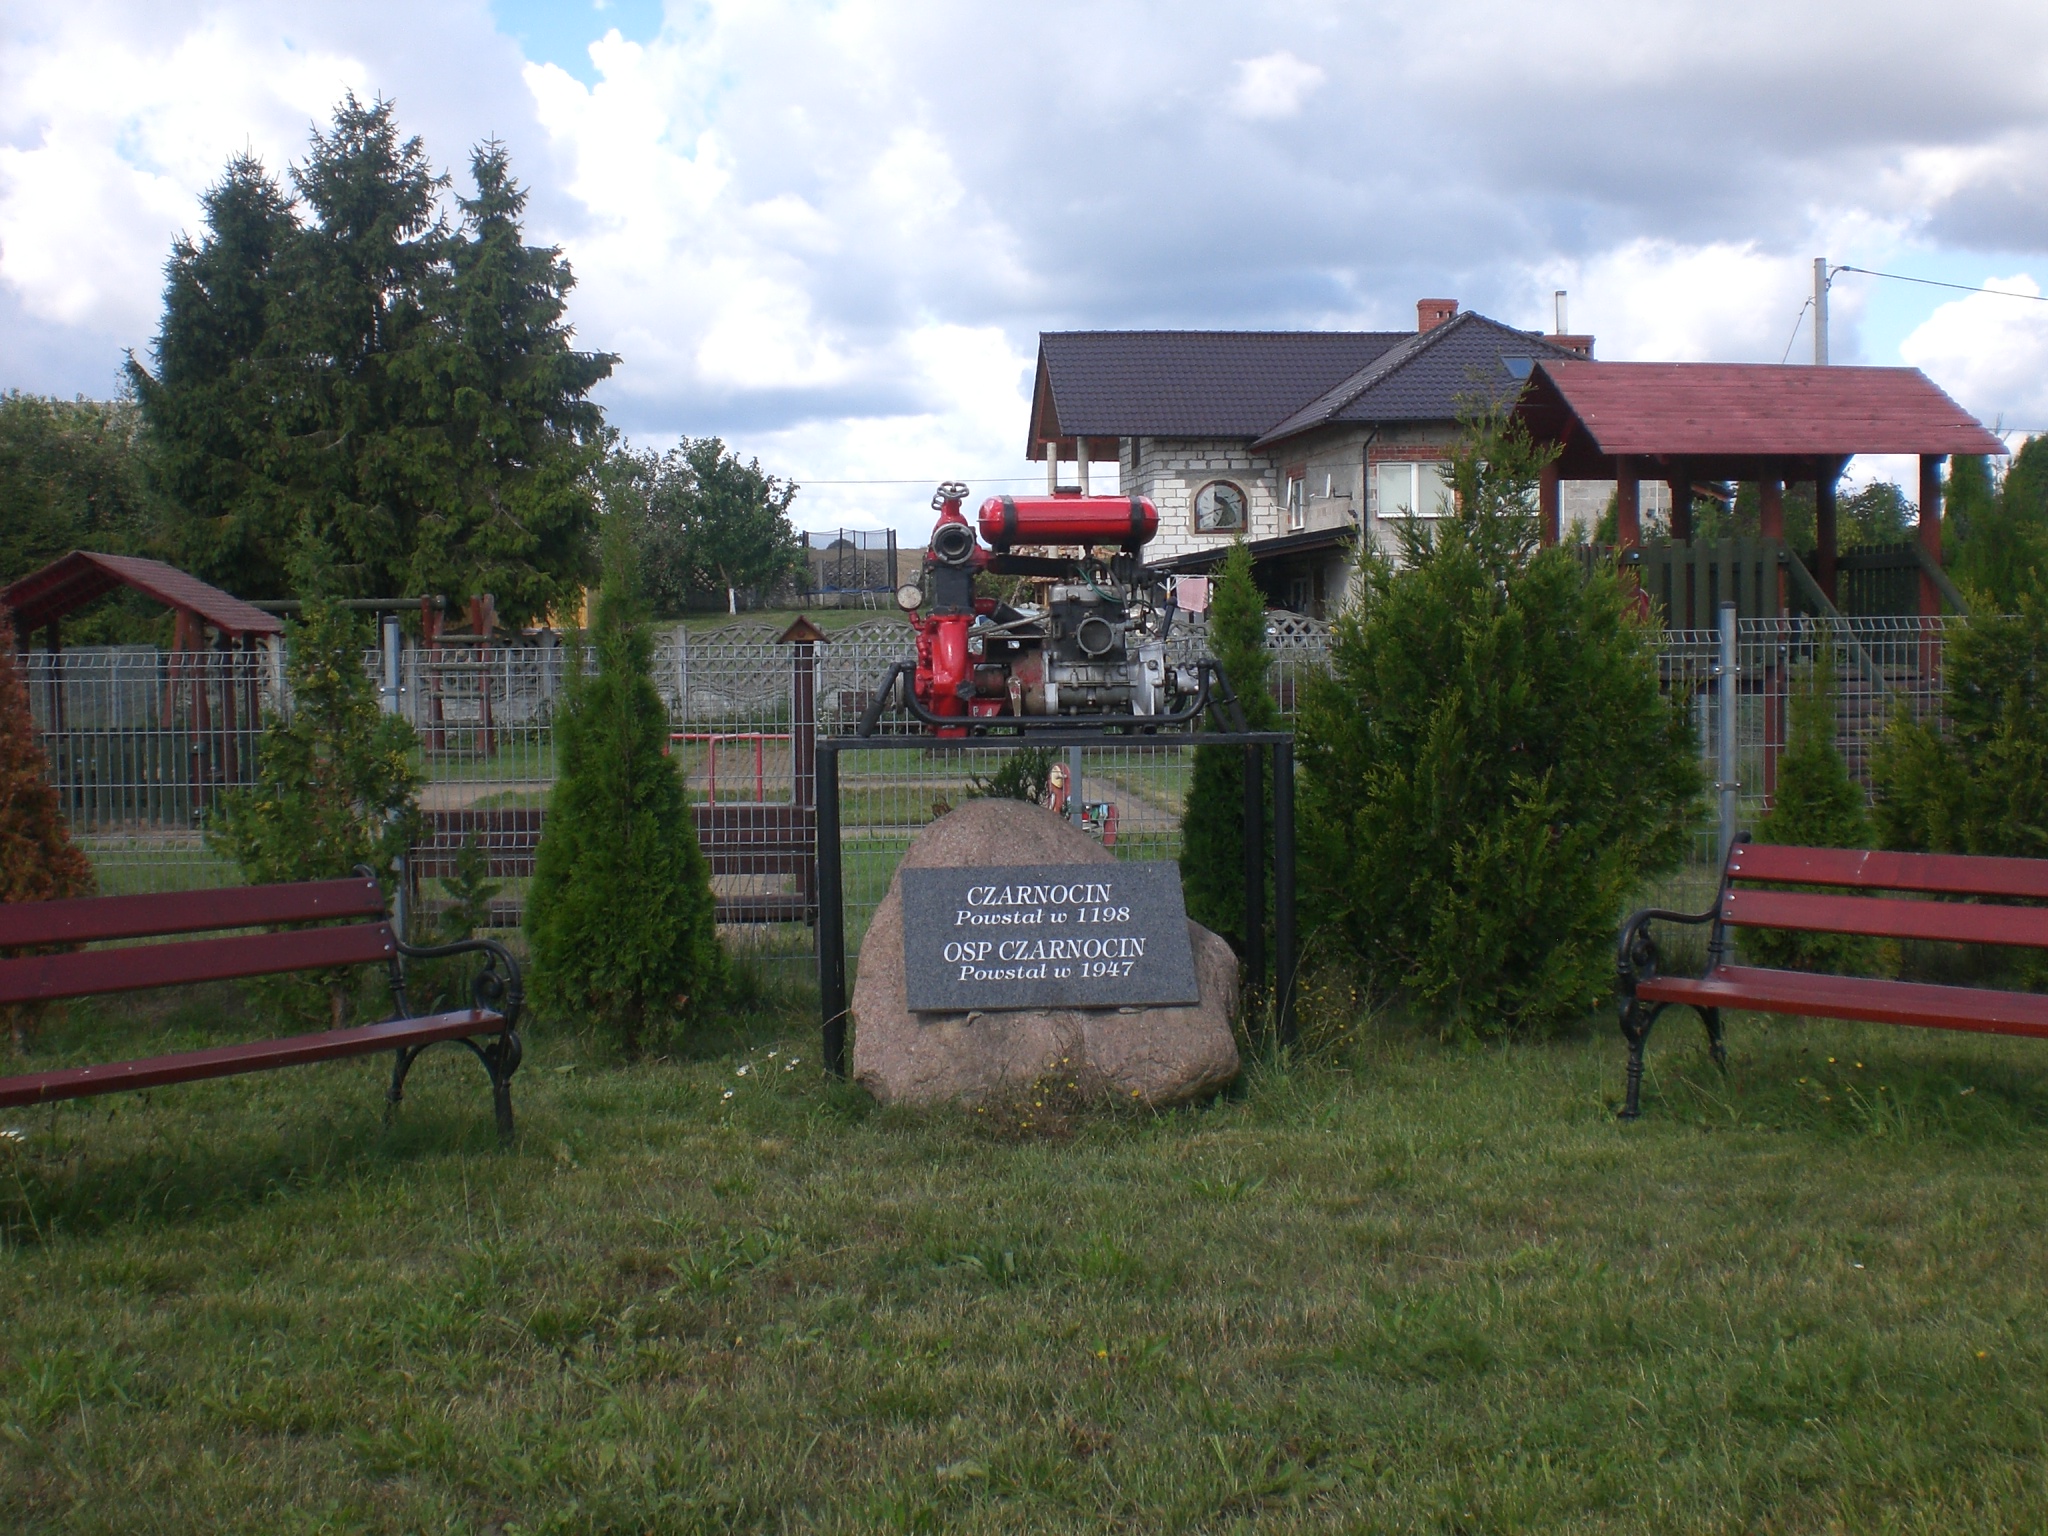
xmin=1251 ymin=311 xmax=1585 ymax=447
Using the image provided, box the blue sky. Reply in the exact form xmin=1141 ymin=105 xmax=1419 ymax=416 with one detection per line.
xmin=3 ymin=0 xmax=2046 ymax=534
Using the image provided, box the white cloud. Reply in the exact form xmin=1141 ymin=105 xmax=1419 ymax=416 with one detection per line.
xmin=1227 ymin=51 xmax=1325 ymax=121
xmin=1534 ymin=240 xmax=1818 ymax=363
xmin=1900 ymin=275 xmax=2048 ymax=431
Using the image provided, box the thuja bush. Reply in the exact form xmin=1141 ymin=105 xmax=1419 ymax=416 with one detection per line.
xmin=526 ymin=529 xmax=723 ymax=1052
xmin=209 ymin=595 xmax=420 ymax=1026
xmin=1873 ymin=594 xmax=2048 ymax=862
xmin=1297 ymin=413 xmax=1700 ymax=1036
xmin=0 ymin=607 xmax=96 ymax=1049
xmin=1747 ymin=643 xmax=1877 ymax=974
xmin=1179 ymin=542 xmax=1279 ymax=961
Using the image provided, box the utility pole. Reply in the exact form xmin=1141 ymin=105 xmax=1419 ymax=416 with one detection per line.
xmin=1813 ymin=256 xmax=1829 ymax=366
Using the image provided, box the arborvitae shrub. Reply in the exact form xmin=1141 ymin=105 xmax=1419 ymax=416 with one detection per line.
xmin=1179 ymin=542 xmax=1279 ymax=962
xmin=1747 ymin=644 xmax=1877 ymax=973
xmin=1874 ymin=594 xmax=2048 ymax=862
xmin=1297 ymin=413 xmax=1700 ymax=1036
xmin=526 ymin=529 xmax=723 ymax=1052
xmin=0 ymin=608 xmax=96 ymax=1049
xmin=209 ymin=596 xmax=421 ymax=1024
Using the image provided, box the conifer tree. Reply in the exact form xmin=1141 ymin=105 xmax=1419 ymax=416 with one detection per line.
xmin=1298 ymin=411 xmax=1699 ymax=1035
xmin=0 ymin=612 xmax=95 ymax=905
xmin=209 ymin=596 xmax=420 ymax=890
xmin=208 ymin=593 xmax=419 ymax=1023
xmin=411 ymin=141 xmax=613 ymax=623
xmin=0 ymin=607 xmax=97 ymax=1048
xmin=131 ymin=100 xmax=612 ymax=621
xmin=1178 ymin=543 xmax=1278 ymax=960
xmin=126 ymin=155 xmax=301 ymax=598
xmin=526 ymin=525 xmax=723 ymax=1051
xmin=1748 ymin=644 xmax=1876 ymax=972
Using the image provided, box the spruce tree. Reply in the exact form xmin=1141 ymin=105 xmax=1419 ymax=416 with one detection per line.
xmin=1179 ymin=543 xmax=1278 ymax=959
xmin=131 ymin=101 xmax=612 ymax=621
xmin=127 ymin=155 xmax=303 ymax=599
xmin=1298 ymin=412 xmax=1699 ymax=1036
xmin=411 ymin=141 xmax=613 ymax=623
xmin=1748 ymin=645 xmax=1876 ymax=972
xmin=0 ymin=607 xmax=99 ymax=1048
xmin=526 ymin=527 xmax=723 ymax=1051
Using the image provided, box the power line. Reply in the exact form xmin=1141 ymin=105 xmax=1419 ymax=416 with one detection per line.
xmin=1833 ymin=265 xmax=2048 ymax=303
xmin=1779 ymin=297 xmax=1813 ymax=364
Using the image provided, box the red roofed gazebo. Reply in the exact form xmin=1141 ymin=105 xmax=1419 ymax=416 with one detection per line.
xmin=2 ymin=551 xmax=283 ymax=651
xmin=1514 ymin=361 xmax=2006 ymax=620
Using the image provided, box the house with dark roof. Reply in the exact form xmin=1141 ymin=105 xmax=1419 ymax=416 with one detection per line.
xmin=1026 ymin=300 xmax=1597 ymax=615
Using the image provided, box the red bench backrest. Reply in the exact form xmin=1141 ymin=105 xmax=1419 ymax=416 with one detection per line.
xmin=1719 ymin=843 xmax=2048 ymax=951
xmin=0 ymin=876 xmax=393 ymax=1008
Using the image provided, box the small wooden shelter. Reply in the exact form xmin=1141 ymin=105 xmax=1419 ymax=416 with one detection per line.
xmin=2 ymin=551 xmax=284 ymax=811
xmin=1515 ymin=362 xmax=2006 ymax=621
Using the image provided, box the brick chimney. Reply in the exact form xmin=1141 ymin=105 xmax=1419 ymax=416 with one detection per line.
xmin=1417 ymin=298 xmax=1458 ymax=333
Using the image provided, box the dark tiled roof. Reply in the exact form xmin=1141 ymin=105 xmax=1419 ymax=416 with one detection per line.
xmin=1036 ymin=330 xmax=1407 ymax=443
xmin=1254 ymin=313 xmax=1583 ymax=447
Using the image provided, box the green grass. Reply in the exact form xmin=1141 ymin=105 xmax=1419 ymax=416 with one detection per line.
xmin=6 ymin=988 xmax=2048 ymax=1532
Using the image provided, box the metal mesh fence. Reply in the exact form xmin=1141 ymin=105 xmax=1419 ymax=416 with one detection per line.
xmin=23 ymin=613 xmax=1954 ymax=983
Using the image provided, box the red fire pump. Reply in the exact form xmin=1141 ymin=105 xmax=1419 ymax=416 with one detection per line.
xmin=858 ymin=482 xmax=1226 ymax=737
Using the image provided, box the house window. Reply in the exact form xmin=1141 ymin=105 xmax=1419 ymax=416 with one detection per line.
xmin=1376 ymin=460 xmax=1452 ymax=518
xmin=1192 ymin=480 xmax=1247 ymax=533
xmin=1285 ymin=475 xmax=1305 ymax=531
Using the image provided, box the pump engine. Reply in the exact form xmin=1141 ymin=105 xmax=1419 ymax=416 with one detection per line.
xmin=860 ymin=481 xmax=1218 ymax=736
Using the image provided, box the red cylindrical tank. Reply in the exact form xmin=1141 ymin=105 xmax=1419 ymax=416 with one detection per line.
xmin=977 ymin=494 xmax=1158 ymax=551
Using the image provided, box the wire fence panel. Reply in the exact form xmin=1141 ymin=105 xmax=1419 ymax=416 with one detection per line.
xmin=24 ymin=613 xmax=1952 ymax=982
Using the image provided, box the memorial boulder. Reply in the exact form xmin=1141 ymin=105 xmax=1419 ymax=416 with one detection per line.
xmin=851 ymin=799 xmax=1240 ymax=1108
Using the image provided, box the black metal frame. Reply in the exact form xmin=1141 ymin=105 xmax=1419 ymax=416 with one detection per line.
xmin=813 ymin=728 xmax=1297 ymax=1077
xmin=363 ymin=864 xmax=526 ymax=1142
xmin=1614 ymin=841 xmax=1740 ymax=1120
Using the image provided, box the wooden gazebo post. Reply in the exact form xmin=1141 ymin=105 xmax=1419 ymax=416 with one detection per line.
xmin=1917 ymin=454 xmax=1947 ymax=619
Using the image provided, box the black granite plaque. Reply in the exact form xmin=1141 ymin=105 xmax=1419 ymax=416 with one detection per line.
xmin=899 ymin=862 xmax=1201 ymax=1013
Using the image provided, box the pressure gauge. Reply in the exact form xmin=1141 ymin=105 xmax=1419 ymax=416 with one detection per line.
xmin=895 ymin=582 xmax=924 ymax=611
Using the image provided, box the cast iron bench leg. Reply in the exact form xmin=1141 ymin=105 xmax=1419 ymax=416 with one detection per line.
xmin=1618 ymin=999 xmax=1663 ymax=1121
xmin=1702 ymin=1007 xmax=1727 ymax=1070
xmin=383 ymin=1029 xmax=521 ymax=1145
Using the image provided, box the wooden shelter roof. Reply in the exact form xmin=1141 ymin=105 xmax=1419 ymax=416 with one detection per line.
xmin=1517 ymin=360 xmax=2006 ymax=479
xmin=2 ymin=552 xmax=284 ymax=640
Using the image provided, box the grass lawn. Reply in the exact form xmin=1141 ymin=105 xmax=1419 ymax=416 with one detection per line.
xmin=5 ymin=987 xmax=2048 ymax=1532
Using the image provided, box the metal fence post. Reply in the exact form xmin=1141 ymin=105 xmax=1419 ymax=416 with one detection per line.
xmin=1242 ymin=742 xmax=1265 ymax=993
xmin=1718 ymin=601 xmax=1739 ymax=862
xmin=1272 ymin=736 xmax=1296 ymax=1049
xmin=817 ymin=743 xmax=848 ymax=1077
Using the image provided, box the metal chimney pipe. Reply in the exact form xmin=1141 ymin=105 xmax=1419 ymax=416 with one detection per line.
xmin=1554 ymin=290 xmax=1568 ymax=335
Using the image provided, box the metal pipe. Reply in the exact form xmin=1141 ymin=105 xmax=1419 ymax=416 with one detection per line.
xmin=1243 ymin=741 xmax=1265 ymax=994
xmin=1068 ymin=745 xmax=1085 ymax=826
xmin=817 ymin=744 xmax=847 ymax=1076
xmin=1272 ymin=737 xmax=1296 ymax=1049
xmin=1717 ymin=602 xmax=1739 ymax=864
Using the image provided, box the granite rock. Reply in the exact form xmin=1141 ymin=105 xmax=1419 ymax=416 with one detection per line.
xmin=850 ymin=798 xmax=1240 ymax=1108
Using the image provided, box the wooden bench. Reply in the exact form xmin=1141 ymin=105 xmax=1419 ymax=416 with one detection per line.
xmin=1616 ymin=839 xmax=2048 ymax=1118
xmin=416 ymin=805 xmax=818 ymax=927
xmin=0 ymin=872 xmax=523 ymax=1140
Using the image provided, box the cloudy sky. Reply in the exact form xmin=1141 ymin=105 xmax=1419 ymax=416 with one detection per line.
xmin=4 ymin=0 xmax=2047 ymax=535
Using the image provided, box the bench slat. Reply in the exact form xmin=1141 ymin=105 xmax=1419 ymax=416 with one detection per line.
xmin=1727 ymin=845 xmax=2048 ymax=900
xmin=1723 ymin=888 xmax=2048 ymax=948
xmin=0 ymin=924 xmax=396 ymax=1007
xmin=1639 ymin=965 xmax=2048 ymax=1037
xmin=0 ymin=878 xmax=384 ymax=950
xmin=0 ymin=1009 xmax=504 ymax=1108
